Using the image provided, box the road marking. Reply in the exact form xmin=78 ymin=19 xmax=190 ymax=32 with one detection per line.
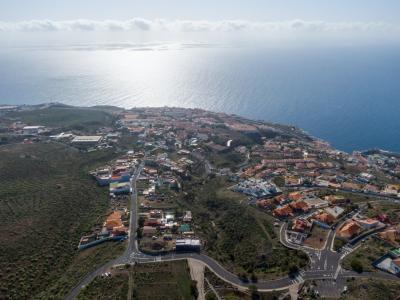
xmin=334 ymin=266 xmax=341 ymax=280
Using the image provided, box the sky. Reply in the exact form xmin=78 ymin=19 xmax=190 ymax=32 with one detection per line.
xmin=0 ymin=1 xmax=399 ymax=46
xmin=1 ymin=0 xmax=399 ymax=23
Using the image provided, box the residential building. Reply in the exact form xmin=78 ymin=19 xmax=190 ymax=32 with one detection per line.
xmin=314 ymin=212 xmax=335 ymax=224
xmin=338 ymin=221 xmax=362 ymax=239
xmin=324 ymin=206 xmax=344 ymax=219
xmin=183 ymin=211 xmax=192 ymax=222
xmin=356 ymin=218 xmax=380 ymax=230
xmin=292 ymin=218 xmax=312 ymax=233
xmin=290 ymin=201 xmax=310 ymax=213
xmin=273 ymin=205 xmax=293 ymax=218
xmin=175 ymin=239 xmax=201 ymax=252
xmin=378 ymin=227 xmax=400 ymax=246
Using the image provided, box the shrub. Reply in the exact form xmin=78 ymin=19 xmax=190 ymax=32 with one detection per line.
xmin=350 ymin=259 xmax=363 ymax=273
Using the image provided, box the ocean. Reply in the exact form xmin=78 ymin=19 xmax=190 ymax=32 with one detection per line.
xmin=0 ymin=43 xmax=399 ymax=153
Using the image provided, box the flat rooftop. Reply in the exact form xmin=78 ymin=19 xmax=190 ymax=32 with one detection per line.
xmin=72 ymin=136 xmax=102 ymax=143
xmin=176 ymin=239 xmax=201 ymax=246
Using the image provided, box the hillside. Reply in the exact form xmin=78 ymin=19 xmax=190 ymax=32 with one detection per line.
xmin=0 ymin=143 xmax=124 ymax=299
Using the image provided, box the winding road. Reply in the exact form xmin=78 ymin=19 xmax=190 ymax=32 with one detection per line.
xmin=66 ymin=162 xmax=399 ymax=299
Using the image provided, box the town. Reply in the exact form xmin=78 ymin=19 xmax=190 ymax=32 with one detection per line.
xmin=1 ymin=104 xmax=400 ymax=299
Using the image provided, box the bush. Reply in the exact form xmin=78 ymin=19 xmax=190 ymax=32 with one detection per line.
xmin=206 ymin=293 xmax=217 ymax=300
xmin=288 ymin=264 xmax=299 ymax=275
xmin=350 ymin=259 xmax=363 ymax=273
xmin=249 ymin=285 xmax=260 ymax=300
xmin=238 ymin=273 xmax=248 ymax=282
xmin=190 ymin=280 xmax=198 ymax=298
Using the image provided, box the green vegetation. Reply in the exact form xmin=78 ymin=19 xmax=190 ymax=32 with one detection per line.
xmin=204 ymin=267 xmax=284 ymax=300
xmin=318 ymin=189 xmax=376 ymax=204
xmin=364 ymin=202 xmax=400 ymax=224
xmin=6 ymin=105 xmax=116 ymax=132
xmin=350 ymin=259 xmax=363 ymax=273
xmin=341 ymin=278 xmax=400 ymax=300
xmin=342 ymin=238 xmax=392 ymax=272
xmin=333 ymin=238 xmax=347 ymax=251
xmin=272 ymin=176 xmax=285 ymax=187
xmin=131 ymin=261 xmax=195 ymax=299
xmin=180 ymin=177 xmax=308 ymax=279
xmin=209 ymin=152 xmax=245 ymax=170
xmin=78 ymin=261 xmax=196 ymax=300
xmin=0 ymin=142 xmax=124 ymax=299
xmin=76 ymin=272 xmax=129 ymax=300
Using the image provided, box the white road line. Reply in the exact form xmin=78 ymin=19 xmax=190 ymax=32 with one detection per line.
xmin=334 ymin=266 xmax=341 ymax=280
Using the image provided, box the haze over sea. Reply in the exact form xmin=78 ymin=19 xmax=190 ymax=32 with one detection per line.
xmin=1 ymin=43 xmax=399 ymax=153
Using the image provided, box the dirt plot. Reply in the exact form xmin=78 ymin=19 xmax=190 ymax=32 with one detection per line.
xmin=131 ymin=261 xmax=196 ymax=300
xmin=341 ymin=277 xmax=400 ymax=300
xmin=76 ymin=272 xmax=129 ymax=300
xmin=303 ymin=226 xmax=330 ymax=250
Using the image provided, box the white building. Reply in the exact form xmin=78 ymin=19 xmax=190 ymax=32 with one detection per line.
xmin=23 ymin=126 xmax=45 ymax=135
xmin=71 ymin=136 xmax=102 ymax=145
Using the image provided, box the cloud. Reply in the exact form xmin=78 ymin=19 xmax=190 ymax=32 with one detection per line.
xmin=0 ymin=18 xmax=398 ymax=34
xmin=128 ymin=18 xmax=152 ymax=31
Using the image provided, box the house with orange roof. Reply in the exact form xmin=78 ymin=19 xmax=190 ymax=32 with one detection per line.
xmin=383 ymin=184 xmax=400 ymax=196
xmin=107 ymin=211 xmax=122 ymax=221
xmin=338 ymin=221 xmax=361 ymax=239
xmin=292 ymin=218 xmax=312 ymax=233
xmin=356 ymin=218 xmax=380 ymax=230
xmin=105 ymin=211 xmax=124 ymax=230
xmin=105 ymin=218 xmax=123 ymax=231
xmin=273 ymin=194 xmax=287 ymax=205
xmin=378 ymin=227 xmax=400 ymax=246
xmin=324 ymin=195 xmax=347 ymax=205
xmin=290 ymin=201 xmax=310 ymax=213
xmin=288 ymin=192 xmax=303 ymax=202
xmin=112 ymin=226 xmax=128 ymax=236
xmin=273 ymin=205 xmax=293 ymax=218
xmin=285 ymin=176 xmax=302 ymax=186
xmin=144 ymin=218 xmax=160 ymax=227
xmin=257 ymin=199 xmax=274 ymax=209
xmin=314 ymin=212 xmax=335 ymax=224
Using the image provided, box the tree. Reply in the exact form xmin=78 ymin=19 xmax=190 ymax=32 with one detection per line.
xmin=249 ymin=285 xmax=260 ymax=300
xmin=206 ymin=293 xmax=217 ymax=300
xmin=190 ymin=280 xmax=199 ymax=298
xmin=136 ymin=228 xmax=142 ymax=239
xmin=288 ymin=264 xmax=299 ymax=275
xmin=138 ymin=217 xmax=145 ymax=227
xmin=273 ymin=176 xmax=285 ymax=187
xmin=238 ymin=272 xmax=248 ymax=282
xmin=350 ymin=259 xmax=363 ymax=273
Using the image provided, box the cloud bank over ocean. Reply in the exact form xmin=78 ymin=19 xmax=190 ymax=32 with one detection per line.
xmin=1 ymin=18 xmax=399 ymax=49
xmin=0 ymin=18 xmax=399 ymax=34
